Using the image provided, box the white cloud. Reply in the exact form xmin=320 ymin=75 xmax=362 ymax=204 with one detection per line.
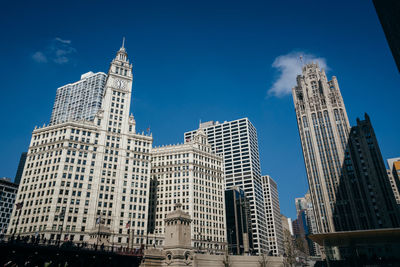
xmin=32 ymin=37 xmax=76 ymax=65
xmin=55 ymin=37 xmax=71 ymax=44
xmin=268 ymin=51 xmax=328 ymax=97
xmin=32 ymin=51 xmax=47 ymax=63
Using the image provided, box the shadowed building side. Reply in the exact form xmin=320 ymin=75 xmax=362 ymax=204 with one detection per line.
xmin=332 ymin=114 xmax=400 ymax=232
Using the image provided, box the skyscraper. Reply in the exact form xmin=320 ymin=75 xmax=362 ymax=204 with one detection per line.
xmin=344 ymin=114 xmax=400 ymax=229
xmin=292 ymin=63 xmax=351 ymax=233
xmin=0 ymin=178 xmax=18 ymax=236
xmin=292 ymin=63 xmax=400 ymax=233
xmin=149 ymin=129 xmax=226 ymax=251
xmin=184 ymin=118 xmax=268 ymax=254
xmin=261 ymin=175 xmax=283 ymax=256
xmin=225 ymin=186 xmax=253 ymax=255
xmin=50 ymin=71 xmax=107 ymax=125
xmin=387 ymin=157 xmax=400 ymax=204
xmin=7 ymin=42 xmax=153 ymax=247
xmin=294 ymin=192 xmax=320 ymax=256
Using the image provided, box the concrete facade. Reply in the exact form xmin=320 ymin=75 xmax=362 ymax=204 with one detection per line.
xmin=0 ymin=178 xmax=18 ymax=236
xmin=261 ymin=175 xmax=283 ymax=256
xmin=184 ymin=119 xmax=268 ymax=254
xmin=50 ymin=71 xmax=107 ymax=125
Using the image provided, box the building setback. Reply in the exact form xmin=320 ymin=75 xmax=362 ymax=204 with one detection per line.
xmin=7 ymin=42 xmax=153 ymax=247
xmin=50 ymin=71 xmax=107 ymax=125
xmin=149 ymin=129 xmax=226 ymax=251
xmin=292 ymin=63 xmax=400 ymax=234
xmin=225 ymin=186 xmax=253 ymax=255
xmin=0 ymin=178 xmax=18 ymax=235
xmin=261 ymin=175 xmax=283 ymax=256
xmin=184 ymin=119 xmax=268 ymax=254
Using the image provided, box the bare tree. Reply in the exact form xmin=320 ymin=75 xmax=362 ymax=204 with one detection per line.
xmin=223 ymin=247 xmax=231 ymax=267
xmin=259 ymin=253 xmax=269 ymax=267
xmin=283 ymin=229 xmax=296 ymax=267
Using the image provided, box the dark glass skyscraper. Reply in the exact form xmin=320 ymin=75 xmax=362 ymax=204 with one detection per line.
xmin=225 ymin=187 xmax=253 ymax=255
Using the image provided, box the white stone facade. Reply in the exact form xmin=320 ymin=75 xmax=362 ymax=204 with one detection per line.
xmin=149 ymin=129 xmax=226 ymax=252
xmin=292 ymin=63 xmax=351 ymax=233
xmin=184 ymin=118 xmax=268 ymax=254
xmin=261 ymin=175 xmax=283 ymax=256
xmin=7 ymin=43 xmax=153 ymax=247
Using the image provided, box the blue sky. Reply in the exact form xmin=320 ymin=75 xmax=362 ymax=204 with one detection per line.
xmin=0 ymin=0 xmax=399 ymax=219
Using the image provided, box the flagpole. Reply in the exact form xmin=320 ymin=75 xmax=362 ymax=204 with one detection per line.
xmin=129 ymin=213 xmax=132 ymax=250
xmin=96 ymin=214 xmax=101 ymax=248
xmin=59 ymin=209 xmax=66 ymax=246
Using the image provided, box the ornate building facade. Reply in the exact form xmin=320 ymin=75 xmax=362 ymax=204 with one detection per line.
xmin=7 ymin=42 xmax=153 ymax=247
xmin=292 ymin=63 xmax=400 ymax=234
xmin=149 ymin=129 xmax=226 ymax=252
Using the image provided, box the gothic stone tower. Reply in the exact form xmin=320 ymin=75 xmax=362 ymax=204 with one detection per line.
xmin=292 ymin=63 xmax=350 ymax=233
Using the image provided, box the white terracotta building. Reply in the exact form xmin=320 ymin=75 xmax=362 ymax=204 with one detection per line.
xmin=149 ymin=129 xmax=226 ymax=252
xmin=7 ymin=42 xmax=152 ymax=247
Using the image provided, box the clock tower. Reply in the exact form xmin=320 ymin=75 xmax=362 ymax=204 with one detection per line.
xmin=99 ymin=38 xmax=135 ymax=134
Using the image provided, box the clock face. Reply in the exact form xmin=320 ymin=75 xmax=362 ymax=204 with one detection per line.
xmin=114 ymin=79 xmax=126 ymax=89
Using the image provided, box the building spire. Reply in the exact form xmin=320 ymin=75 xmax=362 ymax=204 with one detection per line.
xmin=122 ymin=37 xmax=125 ymax=49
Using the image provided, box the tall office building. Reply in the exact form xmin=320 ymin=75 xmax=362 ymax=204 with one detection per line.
xmin=261 ymin=175 xmax=283 ymax=256
xmin=280 ymin=214 xmax=293 ymax=236
xmin=149 ymin=129 xmax=226 ymax=251
xmin=387 ymin=158 xmax=400 ymax=204
xmin=50 ymin=71 xmax=107 ymax=125
xmin=292 ymin=63 xmax=400 ymax=233
xmin=292 ymin=209 xmax=309 ymax=255
xmin=345 ymin=115 xmax=400 ymax=228
xmin=0 ymin=178 xmax=18 ymax=236
xmin=292 ymin=63 xmax=350 ymax=233
xmin=14 ymin=152 xmax=27 ymax=184
xmin=185 ymin=119 xmax=268 ymax=254
xmin=225 ymin=186 xmax=253 ymax=255
xmin=295 ymin=197 xmax=307 ymax=214
xmin=7 ymin=42 xmax=153 ymax=247
xmin=294 ymin=192 xmax=320 ymax=256
xmin=303 ymin=192 xmax=320 ymax=256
